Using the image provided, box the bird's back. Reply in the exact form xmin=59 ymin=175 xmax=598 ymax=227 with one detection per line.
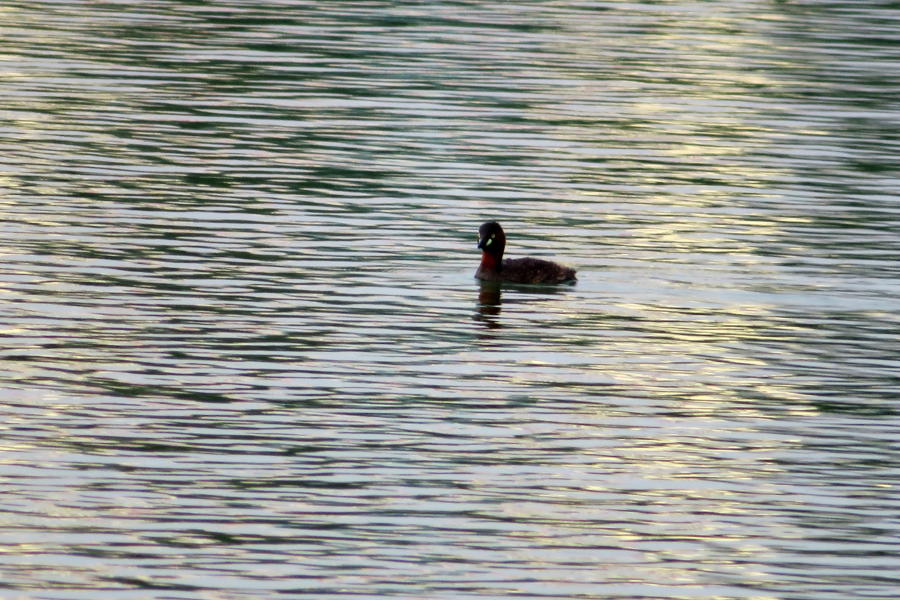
xmin=501 ymin=257 xmax=577 ymax=284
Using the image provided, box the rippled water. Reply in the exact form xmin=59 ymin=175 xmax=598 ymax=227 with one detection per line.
xmin=2 ymin=1 xmax=899 ymax=598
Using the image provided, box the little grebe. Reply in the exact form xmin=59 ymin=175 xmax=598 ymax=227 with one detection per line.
xmin=475 ymin=221 xmax=577 ymax=284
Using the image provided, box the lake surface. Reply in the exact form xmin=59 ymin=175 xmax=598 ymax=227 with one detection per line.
xmin=1 ymin=1 xmax=899 ymax=598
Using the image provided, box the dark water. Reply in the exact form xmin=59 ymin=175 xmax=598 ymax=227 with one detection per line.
xmin=2 ymin=1 xmax=900 ymax=598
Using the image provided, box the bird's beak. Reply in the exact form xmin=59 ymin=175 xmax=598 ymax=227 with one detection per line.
xmin=477 ymin=236 xmax=485 ymax=250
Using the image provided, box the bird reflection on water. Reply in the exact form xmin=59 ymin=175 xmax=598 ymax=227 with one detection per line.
xmin=475 ymin=280 xmax=503 ymax=329
xmin=474 ymin=280 xmax=575 ymax=331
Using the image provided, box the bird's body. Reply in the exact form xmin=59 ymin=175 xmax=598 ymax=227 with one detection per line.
xmin=475 ymin=221 xmax=576 ymax=284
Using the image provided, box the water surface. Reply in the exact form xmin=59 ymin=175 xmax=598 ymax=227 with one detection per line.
xmin=1 ymin=1 xmax=899 ymax=598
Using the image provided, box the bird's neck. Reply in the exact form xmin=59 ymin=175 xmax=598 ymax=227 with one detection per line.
xmin=480 ymin=251 xmax=502 ymax=271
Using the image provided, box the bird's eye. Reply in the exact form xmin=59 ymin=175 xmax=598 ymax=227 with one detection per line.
xmin=491 ymin=234 xmax=495 ymax=239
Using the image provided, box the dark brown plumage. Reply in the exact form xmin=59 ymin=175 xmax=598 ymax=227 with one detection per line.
xmin=475 ymin=221 xmax=577 ymax=284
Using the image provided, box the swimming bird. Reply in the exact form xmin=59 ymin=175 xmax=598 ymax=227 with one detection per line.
xmin=475 ymin=221 xmax=577 ymax=284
